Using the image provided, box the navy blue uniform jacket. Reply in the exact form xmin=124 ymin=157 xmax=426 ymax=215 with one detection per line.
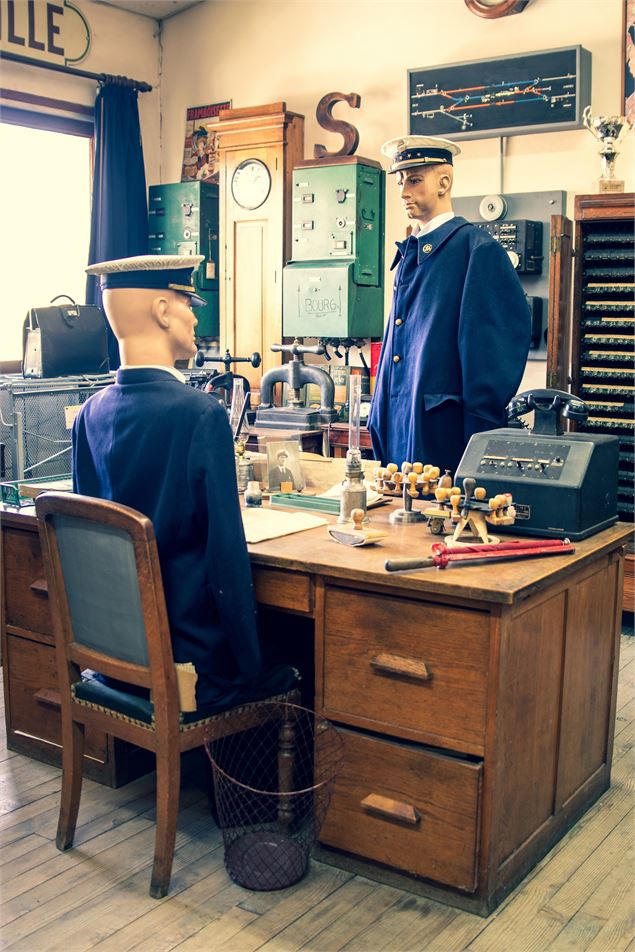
xmin=368 ymin=217 xmax=530 ymax=476
xmin=72 ymin=368 xmax=263 ymax=708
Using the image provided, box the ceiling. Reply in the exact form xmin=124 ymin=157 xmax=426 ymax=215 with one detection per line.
xmin=94 ymin=0 xmax=203 ymax=21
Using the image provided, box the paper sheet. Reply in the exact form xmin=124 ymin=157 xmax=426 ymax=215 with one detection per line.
xmin=242 ymin=506 xmax=328 ymax=543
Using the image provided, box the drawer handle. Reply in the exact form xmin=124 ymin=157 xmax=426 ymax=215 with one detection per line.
xmin=34 ymin=688 xmax=61 ymax=710
xmin=361 ymin=794 xmax=421 ymax=826
xmin=370 ymin=653 xmax=430 ymax=681
xmin=30 ymin=577 xmax=49 ymax=598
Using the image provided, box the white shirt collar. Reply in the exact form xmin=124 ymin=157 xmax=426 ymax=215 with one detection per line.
xmin=412 ymin=212 xmax=456 ymax=237
xmin=120 ymin=364 xmax=186 ymax=384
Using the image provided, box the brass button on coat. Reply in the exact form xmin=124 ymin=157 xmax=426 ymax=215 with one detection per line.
xmin=395 ymin=318 xmax=403 ymax=326
xmin=422 ymin=242 xmax=433 ymax=253
xmin=393 ymin=355 xmax=401 ymax=363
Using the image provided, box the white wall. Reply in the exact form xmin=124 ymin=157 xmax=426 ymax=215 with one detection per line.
xmin=158 ymin=0 xmax=632 ymax=392
xmin=2 ymin=0 xmax=630 ymax=390
xmin=0 ymin=0 xmax=162 ymax=186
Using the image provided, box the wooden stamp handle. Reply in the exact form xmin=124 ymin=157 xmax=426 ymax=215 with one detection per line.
xmin=370 ymin=653 xmax=431 ymax=681
xmin=360 ymin=793 xmax=421 ymax=825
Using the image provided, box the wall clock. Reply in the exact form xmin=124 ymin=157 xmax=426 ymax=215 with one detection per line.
xmin=464 ymin=0 xmax=531 ymax=17
xmin=231 ymin=158 xmax=272 ymax=210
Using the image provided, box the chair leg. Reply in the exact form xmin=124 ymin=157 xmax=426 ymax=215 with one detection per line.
xmin=56 ymin=716 xmax=85 ymax=851
xmin=149 ymin=748 xmax=181 ymax=899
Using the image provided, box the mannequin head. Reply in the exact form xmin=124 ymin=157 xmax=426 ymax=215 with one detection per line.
xmin=86 ymin=255 xmax=204 ymax=368
xmin=396 ymin=163 xmax=453 ymax=224
xmin=102 ymin=287 xmax=199 ymax=366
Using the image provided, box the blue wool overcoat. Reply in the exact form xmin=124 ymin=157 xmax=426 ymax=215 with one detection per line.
xmin=72 ymin=368 xmax=263 ymax=708
xmin=368 ymin=217 xmax=531 ymax=476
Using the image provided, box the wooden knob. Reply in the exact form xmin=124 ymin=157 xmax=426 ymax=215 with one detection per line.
xmin=439 ymin=469 xmax=453 ymax=488
xmin=435 ymin=487 xmax=450 ymax=501
xmin=401 ymin=461 xmax=412 ymax=474
xmin=393 ymin=471 xmax=403 ymax=483
xmin=429 ymin=466 xmax=440 ymax=480
xmin=474 ymin=487 xmax=487 ymax=500
xmin=412 ymin=462 xmax=423 ymax=474
xmin=387 ymin=463 xmax=398 ymax=474
xmin=463 ymin=477 xmax=476 ymax=499
xmin=408 ymin=472 xmax=418 ymax=485
xmin=351 ymin=508 xmax=365 ymax=530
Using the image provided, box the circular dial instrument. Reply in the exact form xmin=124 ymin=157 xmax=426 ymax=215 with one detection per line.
xmin=230 ymin=159 xmax=272 ymax=210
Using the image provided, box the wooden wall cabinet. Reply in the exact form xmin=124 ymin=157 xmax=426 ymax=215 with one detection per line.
xmin=548 ymin=193 xmax=634 ymax=609
xmin=214 ymin=103 xmax=304 ymax=388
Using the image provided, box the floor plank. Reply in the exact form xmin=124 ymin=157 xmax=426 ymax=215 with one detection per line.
xmin=0 ymin=634 xmax=632 ymax=952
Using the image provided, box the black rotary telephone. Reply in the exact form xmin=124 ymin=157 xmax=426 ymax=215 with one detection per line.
xmin=506 ymin=388 xmax=589 ymax=436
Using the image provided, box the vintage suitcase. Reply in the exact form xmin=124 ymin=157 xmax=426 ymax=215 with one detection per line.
xmin=23 ymin=295 xmax=109 ymax=378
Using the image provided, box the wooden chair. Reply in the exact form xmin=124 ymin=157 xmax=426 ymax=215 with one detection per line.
xmin=35 ymin=491 xmax=299 ymax=898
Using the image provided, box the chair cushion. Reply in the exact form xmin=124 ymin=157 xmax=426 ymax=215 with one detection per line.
xmin=73 ymin=664 xmax=301 ymax=728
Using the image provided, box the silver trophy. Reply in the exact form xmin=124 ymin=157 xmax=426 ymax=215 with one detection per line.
xmin=582 ymin=106 xmax=632 ymax=193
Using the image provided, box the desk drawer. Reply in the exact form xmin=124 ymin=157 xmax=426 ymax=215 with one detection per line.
xmin=321 ymin=588 xmax=489 ymax=752
xmin=3 ymin=526 xmax=53 ymax=637
xmin=253 ymin=567 xmax=313 ymax=615
xmin=320 ymin=728 xmax=482 ymax=892
xmin=7 ymin=633 xmax=108 ymax=763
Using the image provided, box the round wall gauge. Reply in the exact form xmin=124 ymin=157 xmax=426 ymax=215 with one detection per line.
xmin=231 ymin=158 xmax=272 ymax=210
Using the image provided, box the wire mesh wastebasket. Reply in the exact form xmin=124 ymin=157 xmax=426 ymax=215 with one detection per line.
xmin=205 ymin=701 xmax=344 ymax=891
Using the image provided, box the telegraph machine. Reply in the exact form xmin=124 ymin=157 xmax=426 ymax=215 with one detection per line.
xmin=456 ymin=389 xmax=619 ymax=540
xmin=148 ymin=181 xmax=219 ymax=339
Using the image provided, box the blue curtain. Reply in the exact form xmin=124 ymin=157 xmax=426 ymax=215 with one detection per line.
xmin=86 ymin=81 xmax=149 ymax=370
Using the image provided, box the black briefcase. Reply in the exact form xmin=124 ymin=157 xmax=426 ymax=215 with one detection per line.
xmin=23 ymin=295 xmax=109 ymax=378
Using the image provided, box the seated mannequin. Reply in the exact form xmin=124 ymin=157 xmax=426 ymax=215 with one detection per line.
xmin=74 ymin=255 xmax=297 ymax=711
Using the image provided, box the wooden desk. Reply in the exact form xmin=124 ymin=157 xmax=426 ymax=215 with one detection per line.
xmin=0 ymin=504 xmax=629 ymax=914
xmin=245 ymin=427 xmax=325 ymax=456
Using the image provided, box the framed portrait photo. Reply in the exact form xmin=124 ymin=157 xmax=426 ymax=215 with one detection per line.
xmin=266 ymin=441 xmax=304 ymax=492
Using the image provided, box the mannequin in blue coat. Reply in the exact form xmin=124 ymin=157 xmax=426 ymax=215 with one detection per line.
xmin=368 ymin=136 xmax=530 ymax=477
xmin=74 ymin=255 xmax=296 ymax=711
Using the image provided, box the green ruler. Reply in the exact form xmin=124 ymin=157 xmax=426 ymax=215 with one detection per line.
xmin=269 ymin=493 xmax=340 ymax=515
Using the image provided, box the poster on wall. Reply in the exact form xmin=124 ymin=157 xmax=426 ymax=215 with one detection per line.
xmin=181 ymin=101 xmax=231 ymax=184
xmin=625 ymin=0 xmax=635 ymax=124
xmin=408 ymin=46 xmax=591 ymax=141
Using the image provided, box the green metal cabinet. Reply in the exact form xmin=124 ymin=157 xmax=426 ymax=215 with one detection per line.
xmin=148 ymin=181 xmax=219 ymax=338
xmin=283 ymin=159 xmax=384 ymax=339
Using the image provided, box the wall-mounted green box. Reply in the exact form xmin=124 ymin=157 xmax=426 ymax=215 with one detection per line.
xmin=148 ymin=181 xmax=219 ymax=338
xmin=289 ymin=160 xmax=384 ymax=286
xmin=283 ymin=157 xmax=385 ymax=340
xmin=283 ymin=261 xmax=383 ymax=339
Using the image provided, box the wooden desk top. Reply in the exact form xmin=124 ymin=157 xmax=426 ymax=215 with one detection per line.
xmin=247 ymin=503 xmax=632 ymax=607
xmin=3 ymin=504 xmax=630 ymax=608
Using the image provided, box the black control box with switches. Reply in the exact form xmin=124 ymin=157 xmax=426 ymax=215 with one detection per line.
xmin=456 ymin=390 xmax=619 ymax=540
xmin=476 ymin=219 xmax=543 ymax=274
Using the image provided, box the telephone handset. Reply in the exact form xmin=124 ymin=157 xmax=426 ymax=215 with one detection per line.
xmin=506 ymin=388 xmax=588 ymax=436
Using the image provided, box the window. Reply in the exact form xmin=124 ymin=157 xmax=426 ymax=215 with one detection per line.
xmin=0 ymin=117 xmax=93 ymax=364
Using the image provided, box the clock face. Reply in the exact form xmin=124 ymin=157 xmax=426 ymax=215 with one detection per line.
xmin=231 ymin=158 xmax=272 ymax=210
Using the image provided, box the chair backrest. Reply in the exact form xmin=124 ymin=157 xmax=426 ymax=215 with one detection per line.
xmin=35 ymin=492 xmax=178 ymax=713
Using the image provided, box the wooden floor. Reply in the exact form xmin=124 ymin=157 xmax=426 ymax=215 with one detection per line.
xmin=1 ymin=634 xmax=633 ymax=952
